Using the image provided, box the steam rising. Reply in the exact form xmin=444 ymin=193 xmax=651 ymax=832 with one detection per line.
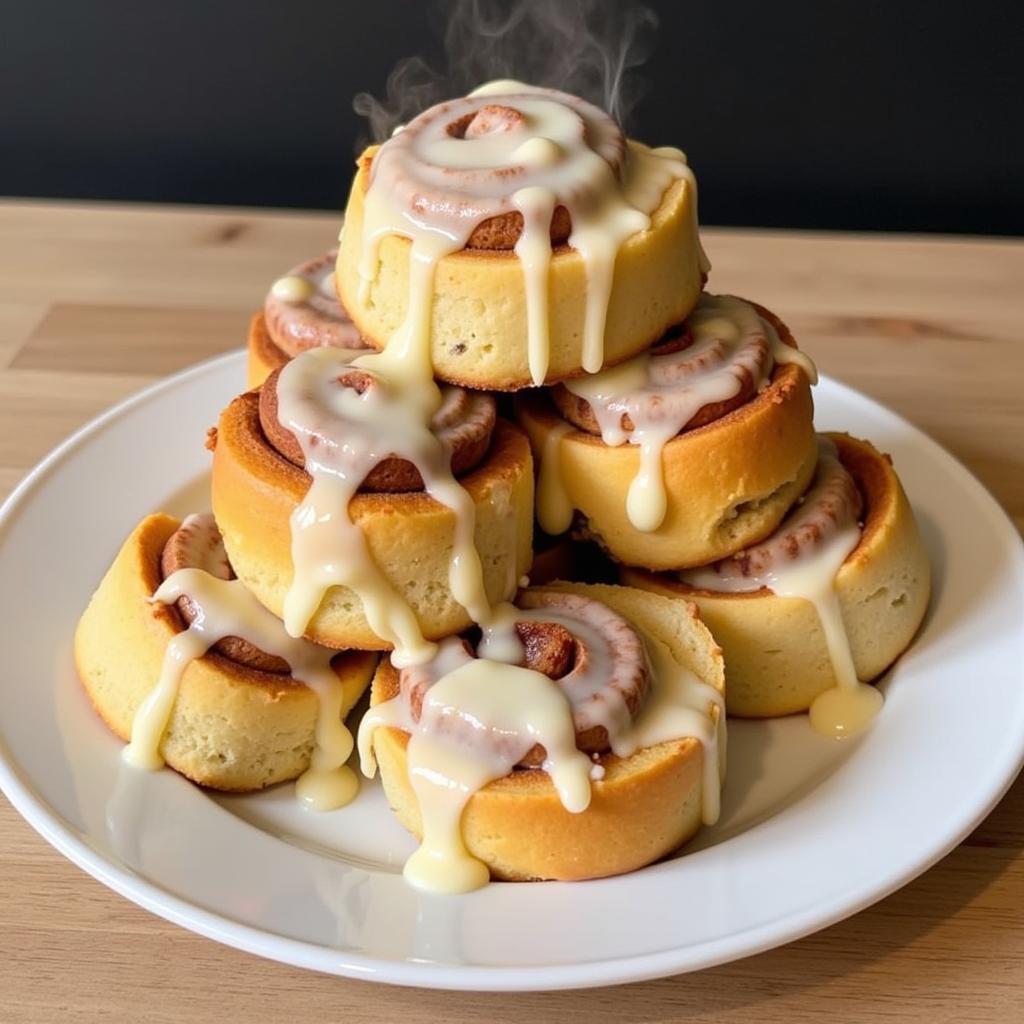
xmin=353 ymin=0 xmax=658 ymax=143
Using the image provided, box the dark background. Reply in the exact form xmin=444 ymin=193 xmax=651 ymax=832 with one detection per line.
xmin=3 ymin=0 xmax=1021 ymax=234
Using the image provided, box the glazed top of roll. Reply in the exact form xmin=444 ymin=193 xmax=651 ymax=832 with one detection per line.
xmin=363 ymin=83 xmax=627 ymax=251
xmin=264 ymin=250 xmax=367 ymax=357
xmin=556 ymin=295 xmax=817 ymax=441
xmin=159 ymin=512 xmax=291 ymax=673
xmin=258 ymin=357 xmax=497 ymax=493
xmin=398 ymin=589 xmax=651 ymax=765
xmin=679 ymin=435 xmax=865 ymax=595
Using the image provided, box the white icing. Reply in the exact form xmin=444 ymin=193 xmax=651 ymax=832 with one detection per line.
xmin=621 ymin=630 xmax=725 ymax=825
xmin=271 ymin=275 xmax=315 ymax=304
xmin=125 ymin=566 xmax=358 ymax=810
xmin=359 ymin=651 xmax=592 ymax=893
xmin=553 ymin=294 xmax=819 ymax=533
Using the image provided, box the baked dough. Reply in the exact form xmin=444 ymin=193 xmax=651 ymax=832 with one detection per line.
xmin=74 ymin=513 xmax=376 ymax=790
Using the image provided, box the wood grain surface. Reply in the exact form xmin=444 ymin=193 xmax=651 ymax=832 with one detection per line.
xmin=1 ymin=200 xmax=1021 ymax=1023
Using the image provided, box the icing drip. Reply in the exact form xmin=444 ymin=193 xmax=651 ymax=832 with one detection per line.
xmin=554 ymin=294 xmax=818 ymax=533
xmin=623 ymin=630 xmax=725 ymax=825
xmin=124 ymin=567 xmax=358 ymax=810
xmin=358 ymin=589 xmax=724 ymax=892
xmin=680 ymin=439 xmax=882 ymax=738
xmin=357 ymin=81 xmax=701 ymax=385
xmin=265 ymin=249 xmax=366 ymax=357
xmin=536 ymin=421 xmax=573 ymax=535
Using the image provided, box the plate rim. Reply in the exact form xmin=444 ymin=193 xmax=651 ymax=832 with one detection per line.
xmin=1 ymin=349 xmax=1022 ymax=992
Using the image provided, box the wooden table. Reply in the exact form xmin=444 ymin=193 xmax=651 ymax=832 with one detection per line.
xmin=1 ymin=200 xmax=1022 ymax=1022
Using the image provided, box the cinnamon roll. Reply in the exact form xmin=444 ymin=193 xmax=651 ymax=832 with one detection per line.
xmin=247 ymin=249 xmax=370 ymax=388
xmin=623 ymin=434 xmax=931 ymax=728
xmin=212 ymin=347 xmax=535 ymax=653
xmin=359 ymin=582 xmax=725 ymax=888
xmin=517 ymin=295 xmax=819 ymax=570
xmin=74 ymin=513 xmax=377 ymax=800
xmin=336 ymin=81 xmax=707 ymax=390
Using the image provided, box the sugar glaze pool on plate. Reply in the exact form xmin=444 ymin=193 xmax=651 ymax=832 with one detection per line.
xmin=0 ymin=350 xmax=1022 ymax=991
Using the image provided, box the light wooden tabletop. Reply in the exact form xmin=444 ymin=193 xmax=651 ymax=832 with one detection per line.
xmin=1 ymin=200 xmax=1022 ymax=1022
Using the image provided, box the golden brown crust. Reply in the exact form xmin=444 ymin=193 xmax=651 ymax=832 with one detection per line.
xmin=622 ymin=434 xmax=932 ymax=717
xmin=247 ymin=312 xmax=288 ymax=389
xmin=74 ymin=514 xmax=377 ymax=791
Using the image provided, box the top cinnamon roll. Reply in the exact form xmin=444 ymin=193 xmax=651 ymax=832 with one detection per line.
xmin=74 ymin=512 xmax=377 ymax=799
xmin=362 ymin=88 xmax=626 ymax=252
xmin=336 ymin=81 xmax=708 ymax=389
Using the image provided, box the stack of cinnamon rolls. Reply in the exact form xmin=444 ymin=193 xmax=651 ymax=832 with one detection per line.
xmin=76 ymin=81 xmax=929 ymax=892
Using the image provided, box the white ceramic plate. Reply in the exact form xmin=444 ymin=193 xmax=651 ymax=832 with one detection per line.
xmin=1 ymin=351 xmax=1022 ymax=991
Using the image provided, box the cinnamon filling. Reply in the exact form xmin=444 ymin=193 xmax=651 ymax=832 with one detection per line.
xmin=397 ymin=591 xmax=649 ymax=766
xmin=159 ymin=513 xmax=290 ymax=674
xmin=263 ymin=249 xmax=368 ymax=358
xmin=551 ymin=319 xmax=766 ymax=436
xmin=257 ymin=364 xmax=496 ymax=493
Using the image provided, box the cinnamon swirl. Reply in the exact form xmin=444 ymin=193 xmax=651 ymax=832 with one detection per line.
xmin=623 ymin=434 xmax=931 ymax=725
xmin=336 ymin=82 xmax=707 ymax=390
xmin=211 ymin=347 xmax=535 ymax=653
xmin=517 ymin=296 xmax=819 ymax=570
xmin=248 ymin=249 xmax=369 ymax=388
xmin=359 ymin=582 xmax=725 ymax=888
xmin=74 ymin=513 xmax=377 ymax=797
